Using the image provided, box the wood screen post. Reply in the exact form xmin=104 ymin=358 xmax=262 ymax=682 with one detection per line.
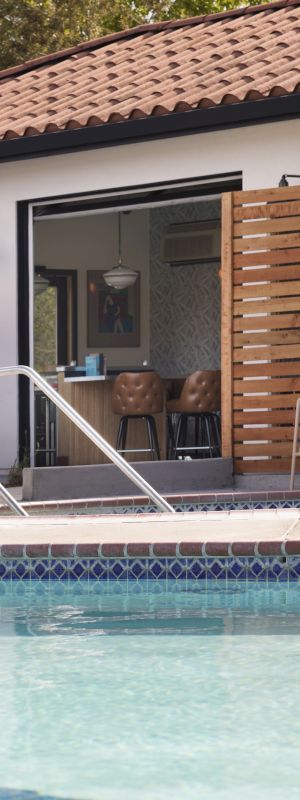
xmin=221 ymin=192 xmax=233 ymax=458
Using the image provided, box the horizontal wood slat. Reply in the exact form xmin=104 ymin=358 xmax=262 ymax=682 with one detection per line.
xmin=233 ymin=249 xmax=300 ymax=269
xmin=234 ymin=376 xmax=300 ymax=393
xmin=234 ymin=442 xmax=292 ymax=457
xmin=233 ymin=361 xmax=300 ymax=379
xmin=233 ymin=232 xmax=300 ymax=252
xmin=234 ymin=186 xmax=300 ymax=204
xmin=233 ymin=265 xmax=300 ymax=284
xmin=234 ymin=217 xmax=300 ymax=236
xmin=234 ymin=458 xmax=291 ymax=473
xmin=233 ymin=312 xmax=300 ymax=332
xmin=234 ymin=297 xmax=300 ymax=315
xmin=233 ymin=200 xmax=300 ymax=222
xmin=234 ymin=410 xmax=296 ymax=425
xmin=233 ymin=393 xmax=299 ymax=410
xmin=234 ymin=280 xmax=300 ymax=301
xmin=234 ymin=427 xmax=294 ymax=442
xmin=233 ymin=330 xmax=300 ymax=347
xmin=233 ymin=344 xmax=300 ymax=362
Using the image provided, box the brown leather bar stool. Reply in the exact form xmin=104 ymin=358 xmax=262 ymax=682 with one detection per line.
xmin=166 ymin=370 xmax=221 ymax=459
xmin=112 ymin=371 xmax=163 ymax=460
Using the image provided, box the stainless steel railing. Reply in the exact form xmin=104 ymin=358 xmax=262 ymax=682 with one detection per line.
xmin=0 ymin=481 xmax=28 ymax=517
xmin=0 ymin=366 xmax=175 ymax=514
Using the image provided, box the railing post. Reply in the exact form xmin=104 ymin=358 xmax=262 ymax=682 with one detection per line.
xmin=0 ymin=366 xmax=175 ymax=514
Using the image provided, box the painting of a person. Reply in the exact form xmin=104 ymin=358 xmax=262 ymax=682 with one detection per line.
xmin=103 ymin=294 xmax=124 ymax=334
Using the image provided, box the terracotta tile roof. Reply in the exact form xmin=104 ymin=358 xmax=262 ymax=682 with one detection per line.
xmin=0 ymin=0 xmax=300 ymax=141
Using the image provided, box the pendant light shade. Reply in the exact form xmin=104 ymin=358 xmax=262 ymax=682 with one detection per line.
xmin=103 ymin=213 xmax=138 ymax=290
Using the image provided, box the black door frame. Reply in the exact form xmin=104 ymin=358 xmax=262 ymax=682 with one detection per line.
xmin=17 ymin=171 xmax=242 ymax=464
xmin=17 ymin=201 xmax=30 ymax=462
xmin=36 ymin=268 xmax=78 ymax=366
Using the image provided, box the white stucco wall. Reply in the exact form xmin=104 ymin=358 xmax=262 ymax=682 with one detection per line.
xmin=0 ymin=116 xmax=299 ymax=467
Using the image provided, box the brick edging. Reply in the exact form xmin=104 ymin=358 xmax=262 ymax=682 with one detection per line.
xmin=1 ymin=540 xmax=299 ymax=558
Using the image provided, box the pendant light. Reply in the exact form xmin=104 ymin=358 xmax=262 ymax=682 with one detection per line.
xmin=103 ymin=212 xmax=138 ymax=290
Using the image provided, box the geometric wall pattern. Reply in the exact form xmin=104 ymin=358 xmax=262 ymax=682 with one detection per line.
xmin=150 ymin=201 xmax=221 ymax=376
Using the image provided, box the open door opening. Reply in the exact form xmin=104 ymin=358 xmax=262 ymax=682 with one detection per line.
xmin=34 ymin=268 xmax=77 ymax=465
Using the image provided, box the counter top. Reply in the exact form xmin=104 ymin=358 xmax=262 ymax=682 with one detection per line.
xmin=63 ymin=375 xmax=109 ymax=383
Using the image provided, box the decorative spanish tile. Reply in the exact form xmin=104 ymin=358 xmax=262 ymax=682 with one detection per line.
xmin=148 ymin=559 xmax=167 ymax=580
xmin=110 ymin=560 xmax=128 ymax=580
xmin=30 ymin=559 xmax=49 ymax=580
xmin=90 ymin=561 xmax=108 ymax=579
xmin=268 ymin=559 xmax=288 ymax=581
xmin=51 ymin=560 xmax=68 ymax=579
xmin=186 ymin=560 xmax=206 ymax=580
xmin=227 ymin=559 xmax=247 ymax=580
xmin=206 ymin=559 xmax=227 ymax=580
xmin=167 ymin=558 xmax=187 ymax=579
xmin=12 ymin=561 xmax=30 ymax=580
xmin=0 ymin=553 xmax=299 ymax=583
xmin=128 ymin=559 xmax=147 ymax=579
xmin=69 ymin=560 xmax=90 ymax=580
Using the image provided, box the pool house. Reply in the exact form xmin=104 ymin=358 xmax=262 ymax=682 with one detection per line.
xmin=0 ymin=0 xmax=300 ymax=498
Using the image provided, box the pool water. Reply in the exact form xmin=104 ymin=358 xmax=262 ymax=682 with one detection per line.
xmin=1 ymin=581 xmax=300 ymax=800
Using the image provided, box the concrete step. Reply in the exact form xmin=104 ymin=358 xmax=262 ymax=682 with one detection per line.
xmin=23 ymin=458 xmax=233 ymax=502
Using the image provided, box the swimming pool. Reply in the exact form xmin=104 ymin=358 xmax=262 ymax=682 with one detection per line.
xmin=1 ymin=581 xmax=300 ymax=800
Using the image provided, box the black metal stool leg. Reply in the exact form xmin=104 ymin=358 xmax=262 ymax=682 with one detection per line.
xmin=213 ymin=412 xmax=221 ymax=456
xmin=148 ymin=415 xmax=160 ymax=460
xmin=200 ymin=414 xmax=206 ymax=458
xmin=116 ymin=417 xmax=124 ymax=451
xmin=167 ymin=414 xmax=175 ymax=459
xmin=195 ymin=414 xmax=200 ymax=452
xmin=182 ymin=414 xmax=188 ymax=452
xmin=146 ymin=415 xmax=155 ymax=460
xmin=120 ymin=416 xmax=128 ymax=452
xmin=174 ymin=414 xmax=183 ymax=458
xmin=204 ymin=414 xmax=214 ymax=458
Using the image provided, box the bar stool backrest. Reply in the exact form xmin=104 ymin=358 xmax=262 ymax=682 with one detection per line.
xmin=112 ymin=371 xmax=163 ymax=416
xmin=176 ymin=370 xmax=221 ymax=413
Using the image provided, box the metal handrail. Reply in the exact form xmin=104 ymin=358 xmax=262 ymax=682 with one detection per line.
xmin=0 ymin=366 xmax=175 ymax=514
xmin=0 ymin=482 xmax=28 ymax=517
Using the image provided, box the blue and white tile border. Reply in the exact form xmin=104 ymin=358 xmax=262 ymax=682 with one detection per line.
xmin=0 ymin=542 xmax=299 ymax=582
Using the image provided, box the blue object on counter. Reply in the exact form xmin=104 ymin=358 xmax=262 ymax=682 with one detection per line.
xmin=85 ymin=354 xmax=105 ymax=375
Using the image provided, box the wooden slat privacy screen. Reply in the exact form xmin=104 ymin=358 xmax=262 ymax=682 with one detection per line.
xmin=221 ymin=186 xmax=300 ymax=474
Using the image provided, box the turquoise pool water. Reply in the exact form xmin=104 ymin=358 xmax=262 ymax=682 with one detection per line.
xmin=1 ymin=581 xmax=300 ymax=800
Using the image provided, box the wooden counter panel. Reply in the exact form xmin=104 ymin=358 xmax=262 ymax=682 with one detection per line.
xmin=57 ymin=375 xmax=166 ymax=465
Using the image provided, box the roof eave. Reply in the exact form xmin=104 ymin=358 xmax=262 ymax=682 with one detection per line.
xmin=0 ymin=93 xmax=299 ymax=163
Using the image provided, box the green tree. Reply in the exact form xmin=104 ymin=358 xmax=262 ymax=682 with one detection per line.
xmin=1 ymin=0 xmax=267 ymax=71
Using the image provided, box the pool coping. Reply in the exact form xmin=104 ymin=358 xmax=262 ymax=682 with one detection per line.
xmin=0 ymin=508 xmax=300 ymax=557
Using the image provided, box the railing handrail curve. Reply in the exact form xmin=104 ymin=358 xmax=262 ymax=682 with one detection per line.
xmin=0 ymin=366 xmax=175 ymax=514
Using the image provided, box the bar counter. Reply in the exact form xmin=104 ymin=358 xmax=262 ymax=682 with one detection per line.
xmin=57 ymin=373 xmax=166 ymax=465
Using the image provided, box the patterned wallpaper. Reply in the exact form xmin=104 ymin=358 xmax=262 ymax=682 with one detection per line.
xmin=150 ymin=201 xmax=221 ymax=377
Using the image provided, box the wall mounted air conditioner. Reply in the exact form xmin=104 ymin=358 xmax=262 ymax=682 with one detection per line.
xmin=161 ymin=219 xmax=221 ymax=266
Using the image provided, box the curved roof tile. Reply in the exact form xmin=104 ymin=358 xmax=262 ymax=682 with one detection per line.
xmin=0 ymin=0 xmax=300 ymax=140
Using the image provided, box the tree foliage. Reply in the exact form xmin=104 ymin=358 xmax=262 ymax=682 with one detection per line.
xmin=1 ymin=0 xmax=266 ymax=71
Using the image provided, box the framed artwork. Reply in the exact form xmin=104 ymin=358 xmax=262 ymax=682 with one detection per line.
xmin=87 ymin=270 xmax=140 ymax=347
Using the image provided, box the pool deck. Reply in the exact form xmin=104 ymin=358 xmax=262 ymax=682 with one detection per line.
xmin=0 ymin=508 xmax=300 ymax=558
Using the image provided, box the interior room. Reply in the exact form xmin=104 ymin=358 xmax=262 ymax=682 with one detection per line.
xmin=33 ymin=197 xmax=221 ymax=466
